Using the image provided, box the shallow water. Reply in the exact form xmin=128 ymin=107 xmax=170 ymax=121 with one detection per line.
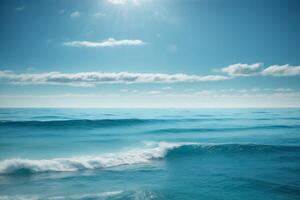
xmin=0 ymin=108 xmax=299 ymax=200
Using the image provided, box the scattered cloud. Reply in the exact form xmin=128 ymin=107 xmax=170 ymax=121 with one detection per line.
xmin=70 ymin=11 xmax=80 ymax=18
xmin=0 ymin=71 xmax=230 ymax=87
xmin=222 ymin=63 xmax=262 ymax=76
xmin=64 ymin=38 xmax=145 ymax=48
xmin=261 ymin=65 xmax=300 ymax=76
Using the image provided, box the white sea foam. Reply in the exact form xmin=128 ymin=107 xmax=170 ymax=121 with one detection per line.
xmin=0 ymin=142 xmax=181 ymax=174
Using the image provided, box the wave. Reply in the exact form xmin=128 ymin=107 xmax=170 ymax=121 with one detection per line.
xmin=2 ymin=117 xmax=300 ymax=129
xmin=0 ymin=190 xmax=161 ymax=200
xmin=0 ymin=119 xmax=165 ymax=129
xmin=0 ymin=142 xmax=180 ymax=175
xmin=148 ymin=125 xmax=300 ymax=134
xmin=2 ymin=120 xmax=300 ymax=132
xmin=0 ymin=191 xmax=124 ymax=200
xmin=1 ymin=142 xmax=299 ymax=175
xmin=0 ymin=118 xmax=236 ymax=129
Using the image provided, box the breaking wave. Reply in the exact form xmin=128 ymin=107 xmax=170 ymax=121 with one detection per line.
xmin=0 ymin=142 xmax=299 ymax=175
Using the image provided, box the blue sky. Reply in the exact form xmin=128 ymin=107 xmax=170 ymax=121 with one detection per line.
xmin=0 ymin=0 xmax=299 ymax=107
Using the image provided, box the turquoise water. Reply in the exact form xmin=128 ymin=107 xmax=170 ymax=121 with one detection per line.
xmin=0 ymin=108 xmax=299 ymax=200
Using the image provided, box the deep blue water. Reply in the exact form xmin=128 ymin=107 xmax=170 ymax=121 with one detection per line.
xmin=0 ymin=108 xmax=299 ymax=200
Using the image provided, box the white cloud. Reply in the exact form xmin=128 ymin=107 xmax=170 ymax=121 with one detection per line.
xmin=222 ymin=63 xmax=262 ymax=76
xmin=64 ymin=38 xmax=145 ymax=48
xmin=0 ymin=71 xmax=230 ymax=87
xmin=261 ymin=65 xmax=300 ymax=76
xmin=70 ymin=11 xmax=80 ymax=18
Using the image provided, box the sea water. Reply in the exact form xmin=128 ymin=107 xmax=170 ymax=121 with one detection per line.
xmin=0 ymin=108 xmax=299 ymax=200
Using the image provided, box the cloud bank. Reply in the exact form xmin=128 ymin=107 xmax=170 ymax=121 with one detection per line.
xmin=64 ymin=38 xmax=145 ymax=48
xmin=0 ymin=71 xmax=230 ymax=87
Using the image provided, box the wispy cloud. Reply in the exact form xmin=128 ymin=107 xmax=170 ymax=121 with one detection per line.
xmin=63 ymin=38 xmax=145 ymax=48
xmin=262 ymin=65 xmax=300 ymax=76
xmin=70 ymin=11 xmax=80 ymax=18
xmin=222 ymin=63 xmax=262 ymax=76
xmin=0 ymin=71 xmax=230 ymax=87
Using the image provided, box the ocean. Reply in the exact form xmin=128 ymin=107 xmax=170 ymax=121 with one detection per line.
xmin=0 ymin=108 xmax=299 ymax=200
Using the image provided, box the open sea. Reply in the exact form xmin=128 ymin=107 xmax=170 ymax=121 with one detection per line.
xmin=0 ymin=108 xmax=299 ymax=200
